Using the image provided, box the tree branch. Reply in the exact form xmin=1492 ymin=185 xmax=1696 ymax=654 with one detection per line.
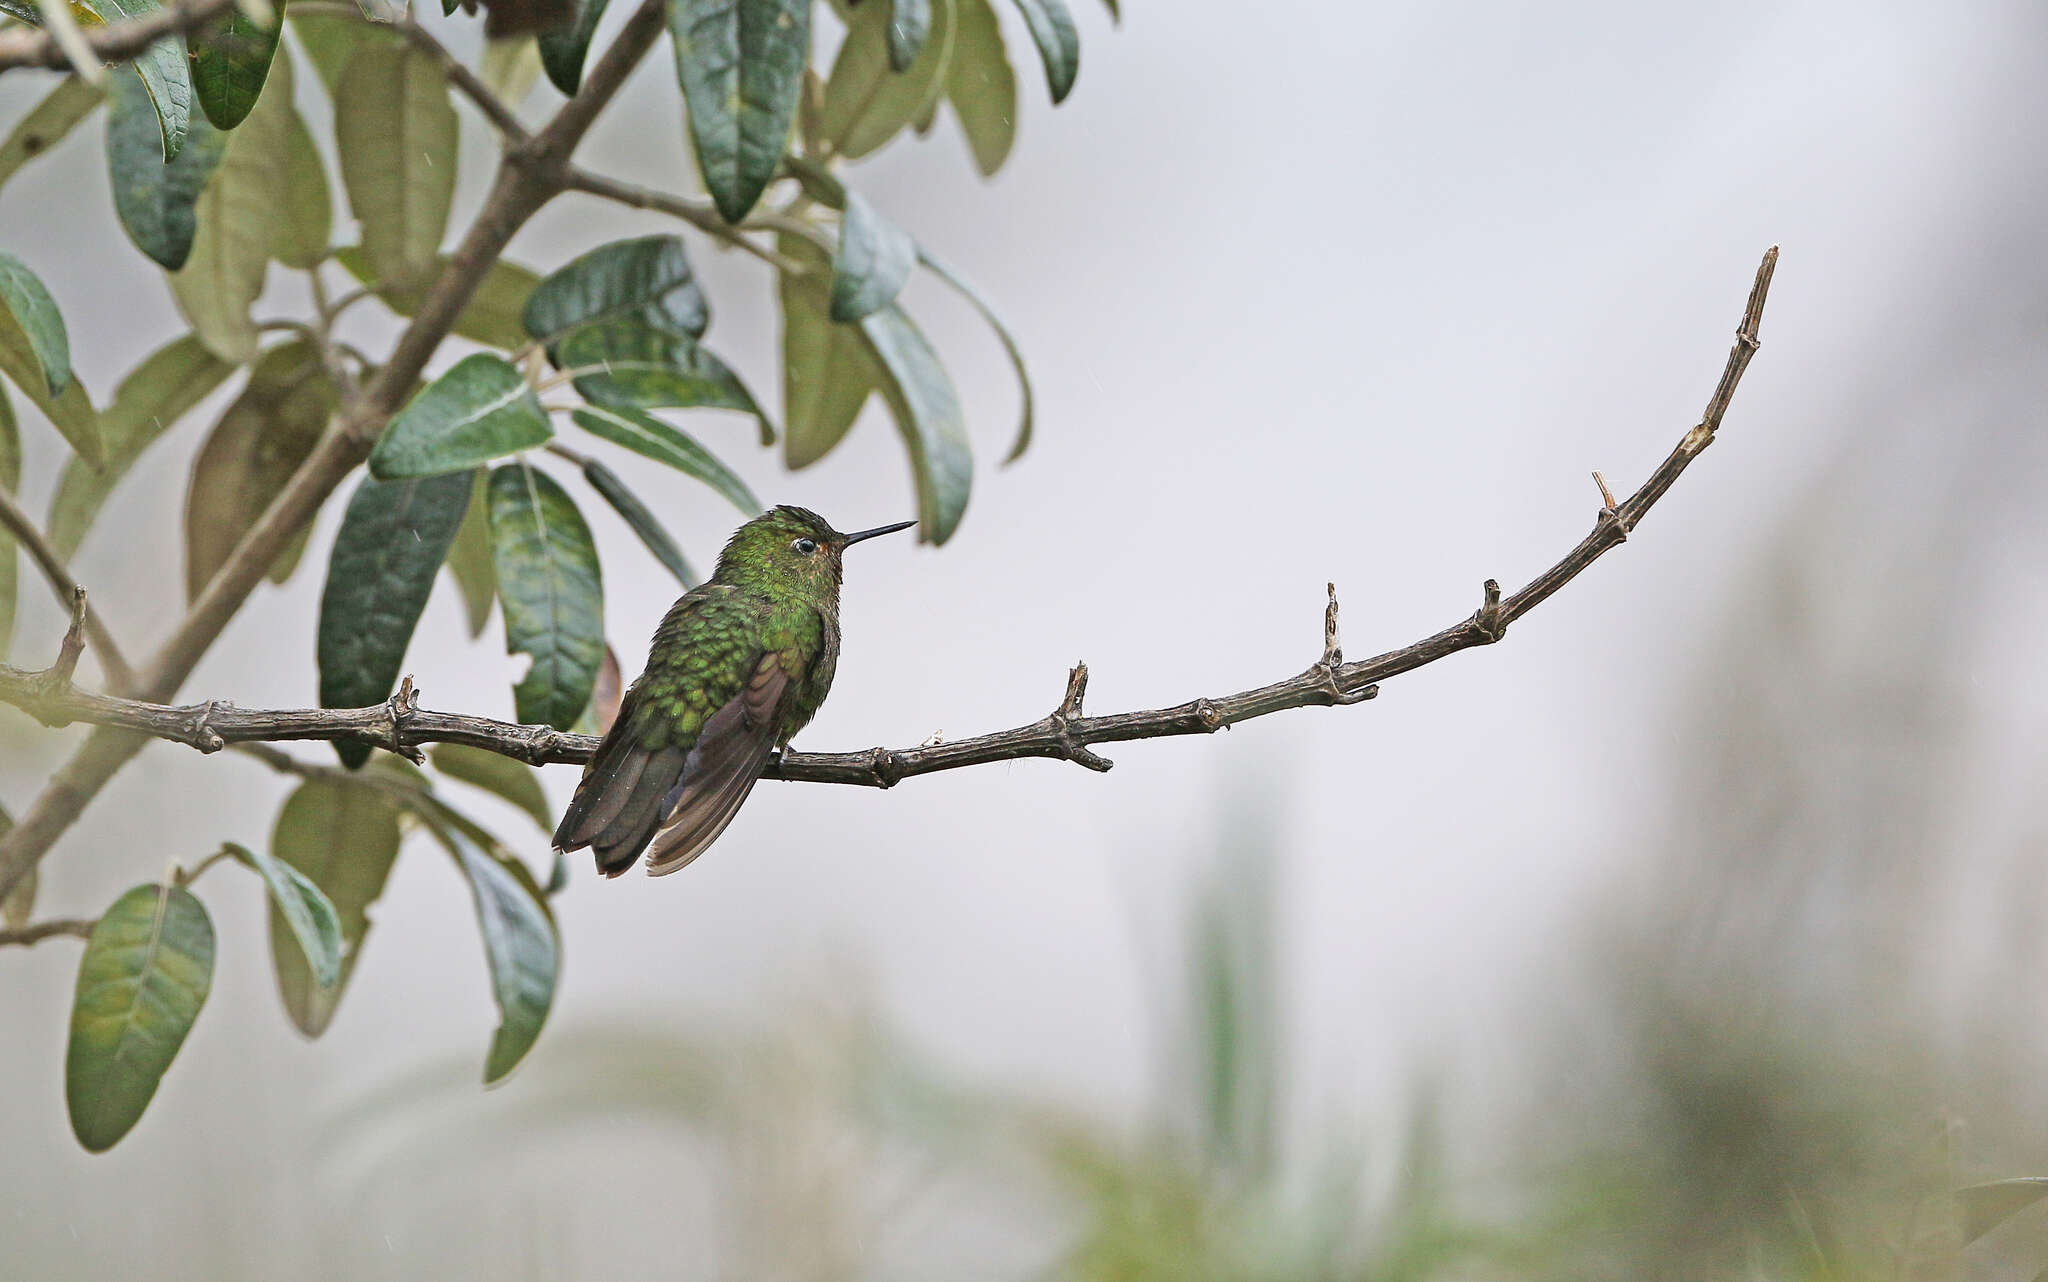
xmin=562 ymin=167 xmax=813 ymax=273
xmin=0 ymin=917 xmax=93 ymax=946
xmin=0 ymin=0 xmax=674 ymax=904
xmin=0 ymin=0 xmax=237 ymax=74
xmin=0 ymin=249 xmax=1779 ymax=789
xmin=0 ymin=487 xmax=134 ymax=693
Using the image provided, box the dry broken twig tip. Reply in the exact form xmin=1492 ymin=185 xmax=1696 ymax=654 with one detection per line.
xmin=0 ymin=249 xmax=1778 ymax=843
xmin=0 ymin=0 xmax=238 ymax=73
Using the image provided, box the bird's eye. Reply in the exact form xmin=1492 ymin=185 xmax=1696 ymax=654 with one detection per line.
xmin=792 ymin=537 xmax=818 ymax=556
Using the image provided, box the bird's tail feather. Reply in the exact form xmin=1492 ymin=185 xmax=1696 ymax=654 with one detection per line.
xmin=552 ymin=708 xmax=693 ymax=878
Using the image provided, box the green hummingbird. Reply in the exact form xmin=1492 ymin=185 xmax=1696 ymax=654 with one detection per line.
xmin=552 ymin=506 xmax=916 ymax=878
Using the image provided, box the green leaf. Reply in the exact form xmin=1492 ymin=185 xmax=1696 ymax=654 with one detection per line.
xmin=0 ymin=76 xmax=102 ymax=195
xmin=184 ymin=341 xmax=334 ymax=601
xmin=335 ymin=41 xmax=457 ymax=285
xmin=820 ymin=0 xmax=953 ymax=160
xmin=1009 ymin=0 xmax=1076 ymax=103
xmin=106 ymin=69 xmax=225 ymax=270
xmin=557 ymin=318 xmax=764 ymax=427
xmin=668 ymin=0 xmax=812 ymax=224
xmin=224 ymin=840 xmax=341 ymax=990
xmin=430 ymin=743 xmax=551 ymax=831
xmin=918 ymin=248 xmax=1033 ymax=461
xmin=168 ymin=49 xmax=300 ymax=363
xmin=0 ymin=267 xmax=96 ymax=463
xmin=82 ymin=0 xmax=195 ymax=160
xmin=269 ymin=777 xmax=403 ymax=1035
xmin=488 ymin=462 xmax=604 ymax=730
xmin=335 ymin=249 xmax=540 ymax=352
xmin=65 ymin=884 xmax=214 ymax=1152
xmin=580 ymin=456 xmax=696 ymax=587
xmin=861 ymin=304 xmax=970 ymax=544
xmin=317 ymin=471 xmax=474 ymax=766
xmin=369 ymin=353 xmax=550 ymax=480
xmin=275 ymin=105 xmax=332 ymax=269
xmin=830 ymin=192 xmax=915 ymax=322
xmin=481 ymin=34 xmax=544 ymax=105
xmin=0 ymin=385 xmax=17 ymax=660
xmin=536 ymin=0 xmax=608 ymax=94
xmin=191 ymin=0 xmax=286 ymax=130
xmin=522 ymin=234 xmax=707 ymax=352
xmin=1958 ymin=1178 xmax=2048 ymax=1244
xmin=444 ymin=467 xmax=498 ymax=637
xmin=777 ymin=231 xmax=877 ymax=469
xmin=51 ymin=334 xmax=234 ymax=559
xmin=945 ymin=0 xmax=1015 ymax=175
xmin=423 ymin=806 xmax=558 ymax=1083
xmin=290 ymin=7 xmax=397 ymax=93
xmin=0 ymin=252 xmax=70 ymax=397
xmin=571 ymin=404 xmax=759 ymax=513
xmin=886 ymin=0 xmax=931 ymax=70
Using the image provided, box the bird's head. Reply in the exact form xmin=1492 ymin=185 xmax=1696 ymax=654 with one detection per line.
xmin=713 ymin=506 xmax=915 ymax=599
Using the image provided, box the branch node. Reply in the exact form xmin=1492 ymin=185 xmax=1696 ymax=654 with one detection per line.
xmin=1192 ymin=698 xmax=1225 ymax=732
xmin=187 ymin=700 xmax=226 ymax=754
xmin=1471 ymin=579 xmax=1506 ymax=643
xmin=386 ymin=675 xmax=425 ymax=764
xmin=866 ymin=746 xmax=903 ymax=788
xmin=1046 ymin=662 xmax=1112 ymax=770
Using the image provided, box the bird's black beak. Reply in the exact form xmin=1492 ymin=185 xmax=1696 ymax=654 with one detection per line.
xmin=840 ymin=519 xmax=917 ymax=548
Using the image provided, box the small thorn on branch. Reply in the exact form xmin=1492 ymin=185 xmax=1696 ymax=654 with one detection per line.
xmin=26 ymin=587 xmax=92 ymax=724
xmin=1472 ymin=578 xmax=1506 ymax=642
xmin=1313 ymin=583 xmax=1375 ymax=704
xmin=1050 ymin=661 xmax=1112 ymax=772
xmin=387 ymin=675 xmax=425 ymax=764
xmin=1322 ymin=582 xmax=1343 ymax=668
xmin=1060 ymin=661 xmax=1089 ymax=720
xmin=1592 ymin=470 xmax=1618 ymax=511
xmin=51 ymin=587 xmax=87 ymax=685
xmin=1592 ymin=470 xmax=1630 ymax=541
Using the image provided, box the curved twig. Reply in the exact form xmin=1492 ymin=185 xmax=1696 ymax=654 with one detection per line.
xmin=0 ymin=249 xmax=1778 ymax=788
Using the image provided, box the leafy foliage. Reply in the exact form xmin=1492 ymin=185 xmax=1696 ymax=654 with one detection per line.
xmin=0 ymin=0 xmax=1096 ymax=1151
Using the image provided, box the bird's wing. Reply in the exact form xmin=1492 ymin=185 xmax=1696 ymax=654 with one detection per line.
xmin=552 ymin=584 xmax=761 ymax=877
xmin=641 ymin=654 xmax=793 ymax=876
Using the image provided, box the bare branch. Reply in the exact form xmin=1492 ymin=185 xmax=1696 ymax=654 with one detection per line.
xmin=562 ymin=167 xmax=812 ymax=273
xmin=0 ymin=917 xmax=93 ymax=946
xmin=0 ymin=248 xmax=1780 ymax=793
xmin=0 ymin=0 xmax=237 ymax=74
xmin=0 ymin=487 xmax=134 ymax=693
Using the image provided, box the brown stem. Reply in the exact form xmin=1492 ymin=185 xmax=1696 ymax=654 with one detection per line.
xmin=0 ymin=917 xmax=93 ymax=946
xmin=0 ymin=251 xmax=1778 ymax=792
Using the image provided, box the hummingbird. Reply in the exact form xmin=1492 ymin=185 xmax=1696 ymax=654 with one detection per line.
xmin=552 ymin=506 xmax=915 ymax=878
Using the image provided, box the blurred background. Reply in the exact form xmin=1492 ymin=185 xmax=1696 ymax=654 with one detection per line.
xmin=5 ymin=0 xmax=2048 ymax=1276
